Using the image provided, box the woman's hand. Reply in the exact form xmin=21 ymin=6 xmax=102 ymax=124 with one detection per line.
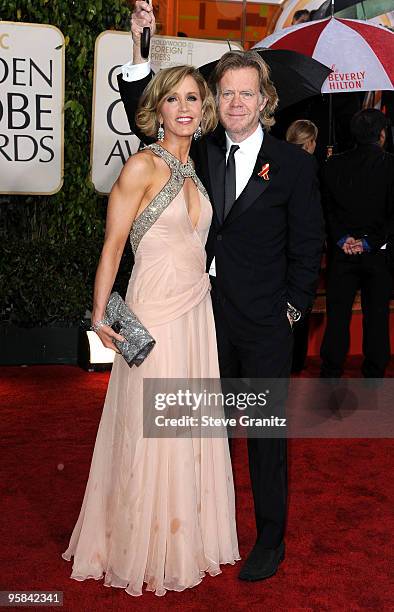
xmin=93 ymin=323 xmax=125 ymax=354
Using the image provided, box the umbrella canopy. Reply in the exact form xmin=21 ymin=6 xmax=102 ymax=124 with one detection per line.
xmin=198 ymin=49 xmax=332 ymax=111
xmin=255 ymin=17 xmax=394 ymax=93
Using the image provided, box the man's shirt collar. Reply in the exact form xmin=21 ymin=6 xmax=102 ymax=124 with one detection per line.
xmin=225 ymin=123 xmax=264 ymax=155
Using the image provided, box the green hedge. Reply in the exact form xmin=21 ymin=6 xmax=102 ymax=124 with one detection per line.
xmin=1 ymin=239 xmax=133 ymax=327
xmin=0 ymin=0 xmax=132 ymax=326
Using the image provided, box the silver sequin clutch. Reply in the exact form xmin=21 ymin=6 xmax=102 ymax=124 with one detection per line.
xmin=104 ymin=292 xmax=155 ymax=367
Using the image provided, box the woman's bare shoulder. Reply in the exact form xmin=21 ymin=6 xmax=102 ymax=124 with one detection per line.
xmin=123 ymin=148 xmax=157 ymax=174
xmin=117 ymin=148 xmax=160 ymax=189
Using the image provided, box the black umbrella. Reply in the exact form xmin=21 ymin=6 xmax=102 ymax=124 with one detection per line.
xmin=311 ymin=0 xmax=393 ymax=21
xmin=310 ymin=0 xmax=377 ymax=20
xmin=198 ymin=49 xmax=332 ymax=112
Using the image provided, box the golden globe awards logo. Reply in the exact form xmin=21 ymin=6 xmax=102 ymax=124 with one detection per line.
xmin=0 ymin=22 xmax=64 ymax=195
xmin=0 ymin=54 xmax=55 ymax=162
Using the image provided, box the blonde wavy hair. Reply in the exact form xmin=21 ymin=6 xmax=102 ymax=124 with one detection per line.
xmin=209 ymin=50 xmax=279 ymax=130
xmin=286 ymin=120 xmax=318 ymax=147
xmin=136 ymin=65 xmax=217 ymax=138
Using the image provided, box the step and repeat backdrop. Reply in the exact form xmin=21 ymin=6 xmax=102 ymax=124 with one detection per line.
xmin=0 ymin=21 xmax=241 ymax=196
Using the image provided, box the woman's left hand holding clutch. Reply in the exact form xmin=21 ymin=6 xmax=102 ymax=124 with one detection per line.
xmin=91 ymin=318 xmax=125 ymax=353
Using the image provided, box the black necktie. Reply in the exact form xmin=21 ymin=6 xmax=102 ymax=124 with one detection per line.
xmin=224 ymin=144 xmax=239 ymax=221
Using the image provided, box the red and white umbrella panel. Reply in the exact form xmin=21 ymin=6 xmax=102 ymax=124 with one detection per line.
xmin=255 ymin=18 xmax=394 ymax=93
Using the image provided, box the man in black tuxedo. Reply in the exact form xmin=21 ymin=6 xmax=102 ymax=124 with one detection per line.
xmin=118 ymin=1 xmax=324 ymax=581
xmin=320 ymin=109 xmax=394 ymax=378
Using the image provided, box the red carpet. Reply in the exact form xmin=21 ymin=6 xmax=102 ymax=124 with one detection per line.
xmin=1 ymin=358 xmax=393 ymax=611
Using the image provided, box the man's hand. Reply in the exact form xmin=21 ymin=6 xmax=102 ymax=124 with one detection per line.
xmin=131 ymin=1 xmax=156 ymax=63
xmin=342 ymin=236 xmax=363 ymax=255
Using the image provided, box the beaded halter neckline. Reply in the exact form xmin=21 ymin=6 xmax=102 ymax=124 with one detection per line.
xmin=148 ymin=143 xmax=196 ymax=179
xmin=128 ymin=143 xmax=209 ymax=255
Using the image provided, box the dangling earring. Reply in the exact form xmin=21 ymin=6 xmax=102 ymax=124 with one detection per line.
xmin=157 ymin=122 xmax=165 ymax=142
xmin=193 ymin=125 xmax=202 ymax=141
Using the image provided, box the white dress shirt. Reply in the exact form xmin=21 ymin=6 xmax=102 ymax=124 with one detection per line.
xmin=120 ymin=62 xmax=264 ymax=277
xmin=122 ymin=61 xmax=151 ymax=81
xmin=225 ymin=124 xmax=264 ymax=199
xmin=209 ymin=125 xmax=264 ymax=276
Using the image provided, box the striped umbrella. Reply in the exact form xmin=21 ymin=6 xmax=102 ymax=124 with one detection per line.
xmin=255 ymin=17 xmax=394 ymax=94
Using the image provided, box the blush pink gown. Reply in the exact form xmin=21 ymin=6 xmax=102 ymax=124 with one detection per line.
xmin=62 ymin=144 xmax=240 ymax=597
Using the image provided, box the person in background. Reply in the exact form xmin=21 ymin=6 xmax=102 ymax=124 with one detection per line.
xmin=292 ymin=9 xmax=310 ymax=25
xmin=320 ymin=109 xmax=394 ymax=378
xmin=286 ymin=119 xmax=318 ymax=154
xmin=286 ymin=120 xmax=319 ymax=372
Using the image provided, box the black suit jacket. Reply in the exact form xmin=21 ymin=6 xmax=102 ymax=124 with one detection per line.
xmin=322 ymin=143 xmax=394 ymax=251
xmin=118 ymin=73 xmax=324 ymax=335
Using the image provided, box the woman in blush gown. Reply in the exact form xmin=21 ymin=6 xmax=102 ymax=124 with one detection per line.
xmin=62 ymin=65 xmax=240 ymax=597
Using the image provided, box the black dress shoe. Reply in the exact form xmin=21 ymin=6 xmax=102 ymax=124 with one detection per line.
xmin=238 ymin=541 xmax=285 ymax=581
